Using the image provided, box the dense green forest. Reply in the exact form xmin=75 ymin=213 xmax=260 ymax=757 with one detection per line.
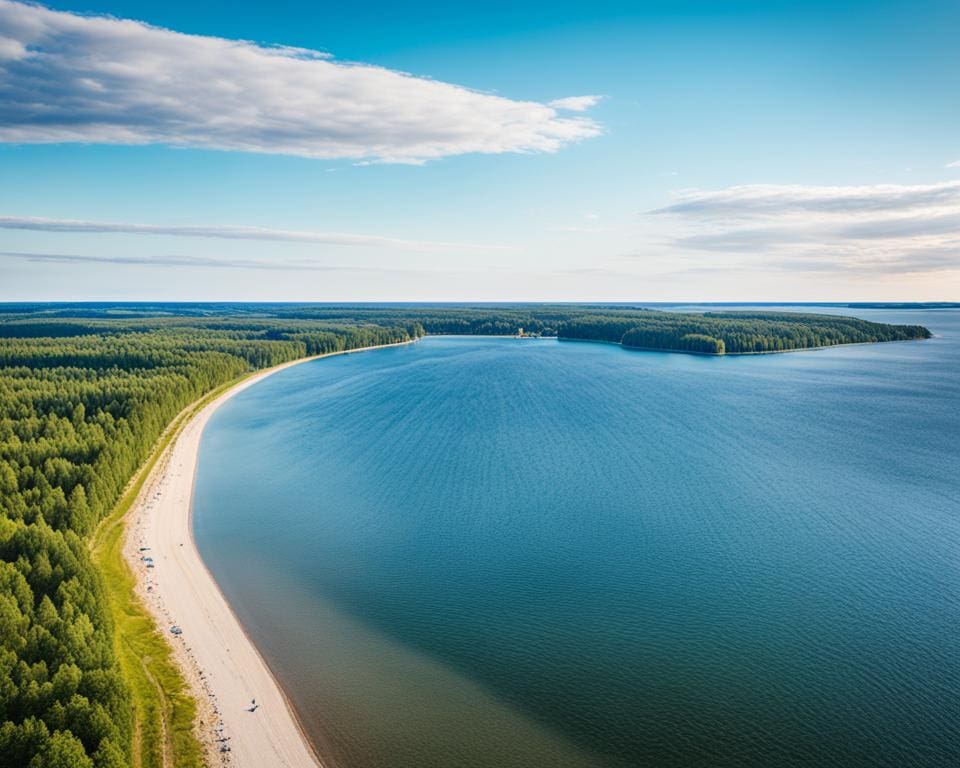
xmin=555 ymin=310 xmax=931 ymax=354
xmin=0 ymin=304 xmax=929 ymax=766
xmin=0 ymin=316 xmax=419 ymax=767
xmin=0 ymin=302 xmax=931 ymax=355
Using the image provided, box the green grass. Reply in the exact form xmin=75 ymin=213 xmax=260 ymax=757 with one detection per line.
xmin=91 ymin=375 xmax=251 ymax=768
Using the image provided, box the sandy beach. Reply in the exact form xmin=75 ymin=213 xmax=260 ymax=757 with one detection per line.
xmin=123 ymin=341 xmax=414 ymax=767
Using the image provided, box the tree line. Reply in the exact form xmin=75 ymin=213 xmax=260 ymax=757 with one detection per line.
xmin=0 ymin=304 xmax=930 ymax=356
xmin=556 ymin=310 xmax=930 ymax=354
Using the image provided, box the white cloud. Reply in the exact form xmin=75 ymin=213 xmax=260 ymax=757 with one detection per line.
xmin=547 ymin=95 xmax=603 ymax=112
xmin=648 ymin=181 xmax=960 ymax=276
xmin=0 ymin=1 xmax=600 ymax=163
xmin=0 ymin=215 xmax=508 ymax=252
xmin=947 ymin=160 xmax=960 ymax=169
xmin=651 ymin=181 xmax=960 ymax=218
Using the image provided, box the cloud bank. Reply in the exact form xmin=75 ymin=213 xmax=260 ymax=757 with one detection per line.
xmin=0 ymin=1 xmax=600 ymax=163
xmin=650 ymin=181 xmax=960 ymax=276
xmin=0 ymin=215 xmax=505 ymax=252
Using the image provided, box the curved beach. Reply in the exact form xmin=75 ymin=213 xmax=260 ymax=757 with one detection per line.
xmin=123 ymin=342 xmax=412 ymax=767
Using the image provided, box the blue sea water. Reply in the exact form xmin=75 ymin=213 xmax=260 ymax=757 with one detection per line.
xmin=193 ymin=308 xmax=960 ymax=768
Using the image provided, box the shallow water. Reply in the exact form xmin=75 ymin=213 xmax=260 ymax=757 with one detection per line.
xmin=194 ymin=308 xmax=960 ymax=768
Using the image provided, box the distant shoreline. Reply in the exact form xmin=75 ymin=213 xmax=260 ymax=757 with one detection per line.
xmin=420 ymin=330 xmax=930 ymax=357
xmin=618 ymin=337 xmax=930 ymax=357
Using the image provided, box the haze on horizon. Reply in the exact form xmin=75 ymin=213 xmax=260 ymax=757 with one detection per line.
xmin=1 ymin=0 xmax=959 ymax=302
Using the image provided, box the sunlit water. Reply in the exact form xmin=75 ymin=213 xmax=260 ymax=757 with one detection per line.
xmin=194 ymin=308 xmax=960 ymax=768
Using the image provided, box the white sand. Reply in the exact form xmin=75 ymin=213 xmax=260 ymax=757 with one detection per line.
xmin=124 ymin=342 xmax=414 ymax=767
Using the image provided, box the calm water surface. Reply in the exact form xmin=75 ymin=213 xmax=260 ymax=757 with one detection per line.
xmin=194 ymin=308 xmax=960 ymax=768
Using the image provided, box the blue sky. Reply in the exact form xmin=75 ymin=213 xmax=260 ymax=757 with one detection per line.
xmin=1 ymin=0 xmax=959 ymax=300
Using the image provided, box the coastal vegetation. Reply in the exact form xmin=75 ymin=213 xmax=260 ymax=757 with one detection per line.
xmin=556 ymin=310 xmax=931 ymax=354
xmin=0 ymin=303 xmax=931 ymax=356
xmin=0 ymin=303 xmax=930 ymax=766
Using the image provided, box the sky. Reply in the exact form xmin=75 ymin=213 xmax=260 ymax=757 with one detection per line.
xmin=1 ymin=0 xmax=959 ymax=301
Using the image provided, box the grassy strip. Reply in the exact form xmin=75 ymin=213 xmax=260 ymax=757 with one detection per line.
xmin=91 ymin=375 xmax=251 ymax=768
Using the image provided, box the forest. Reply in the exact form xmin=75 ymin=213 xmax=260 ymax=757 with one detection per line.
xmin=0 ymin=314 xmax=419 ymax=767
xmin=0 ymin=303 xmax=930 ymax=766
xmin=0 ymin=302 xmax=932 ymax=354
xmin=554 ymin=310 xmax=931 ymax=354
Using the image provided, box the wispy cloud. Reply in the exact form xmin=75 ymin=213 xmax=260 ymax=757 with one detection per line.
xmin=0 ymin=216 xmax=507 ymax=252
xmin=651 ymin=181 xmax=960 ymax=218
xmin=0 ymin=1 xmax=600 ymax=163
xmin=947 ymin=160 xmax=960 ymax=169
xmin=648 ymin=181 xmax=960 ymax=276
xmin=548 ymin=95 xmax=603 ymax=112
xmin=772 ymin=247 xmax=960 ymax=275
xmin=0 ymin=249 xmax=556 ymax=278
xmin=0 ymin=250 xmax=372 ymax=271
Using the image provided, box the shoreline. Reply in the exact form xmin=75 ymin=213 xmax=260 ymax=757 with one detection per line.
xmin=423 ymin=333 xmax=929 ymax=356
xmin=555 ymin=335 xmax=929 ymax=356
xmin=123 ymin=339 xmax=417 ymax=768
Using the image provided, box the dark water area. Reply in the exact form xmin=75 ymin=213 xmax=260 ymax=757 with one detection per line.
xmin=194 ymin=307 xmax=960 ymax=768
